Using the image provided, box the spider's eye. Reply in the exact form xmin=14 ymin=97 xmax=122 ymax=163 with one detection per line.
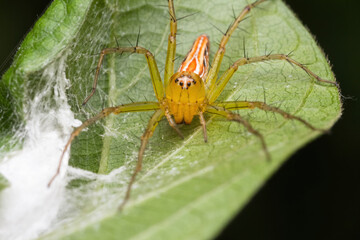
xmin=180 ymin=82 xmax=183 ymax=86
xmin=187 ymin=82 xmax=191 ymax=87
xmin=175 ymin=78 xmax=179 ymax=83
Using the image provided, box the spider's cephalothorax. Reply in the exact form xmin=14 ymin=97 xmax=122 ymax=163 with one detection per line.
xmin=165 ymin=34 xmax=209 ymax=124
xmin=49 ymin=0 xmax=339 ymax=210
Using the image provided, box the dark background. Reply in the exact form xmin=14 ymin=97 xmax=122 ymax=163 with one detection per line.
xmin=0 ymin=0 xmax=359 ymax=239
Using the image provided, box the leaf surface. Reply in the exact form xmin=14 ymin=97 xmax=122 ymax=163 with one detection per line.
xmin=1 ymin=0 xmax=341 ymax=239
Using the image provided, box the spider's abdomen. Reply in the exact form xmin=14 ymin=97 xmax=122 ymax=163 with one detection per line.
xmin=178 ymin=34 xmax=209 ymax=79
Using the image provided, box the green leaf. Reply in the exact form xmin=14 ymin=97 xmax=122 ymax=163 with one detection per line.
xmin=1 ymin=0 xmax=341 ymax=239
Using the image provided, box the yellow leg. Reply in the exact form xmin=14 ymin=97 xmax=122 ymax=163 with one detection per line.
xmin=118 ymin=109 xmax=165 ymax=210
xmin=207 ymin=54 xmax=339 ymax=102
xmin=82 ymin=46 xmax=164 ymax=105
xmin=48 ymin=102 xmax=160 ymax=187
xmin=199 ymin=111 xmax=208 ymax=143
xmin=205 ymin=105 xmax=270 ymax=160
xmin=205 ymin=0 xmax=267 ymax=89
xmin=212 ymin=101 xmax=326 ymax=131
xmin=164 ymin=0 xmax=177 ymax=88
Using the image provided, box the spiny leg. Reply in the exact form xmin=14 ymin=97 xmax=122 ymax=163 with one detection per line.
xmin=164 ymin=0 xmax=177 ymax=88
xmin=207 ymin=53 xmax=339 ymax=102
xmin=206 ymin=0 xmax=267 ymax=89
xmin=48 ymin=102 xmax=160 ymax=187
xmin=212 ymin=101 xmax=326 ymax=132
xmin=205 ymin=105 xmax=270 ymax=160
xmin=118 ymin=109 xmax=165 ymax=210
xmin=83 ymin=46 xmax=164 ymax=105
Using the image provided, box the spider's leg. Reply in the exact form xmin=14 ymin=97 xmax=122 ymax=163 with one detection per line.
xmin=48 ymin=102 xmax=160 ymax=187
xmin=164 ymin=109 xmax=184 ymax=139
xmin=206 ymin=0 xmax=267 ymax=89
xmin=118 ymin=109 xmax=165 ymax=210
xmin=205 ymin=105 xmax=270 ymax=160
xmin=199 ymin=111 xmax=208 ymax=142
xmin=211 ymin=101 xmax=326 ymax=132
xmin=83 ymin=46 xmax=164 ymax=105
xmin=164 ymin=0 xmax=177 ymax=87
xmin=207 ymin=54 xmax=339 ymax=103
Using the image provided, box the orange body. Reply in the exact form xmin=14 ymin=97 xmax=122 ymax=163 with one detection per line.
xmin=165 ymin=35 xmax=209 ymax=124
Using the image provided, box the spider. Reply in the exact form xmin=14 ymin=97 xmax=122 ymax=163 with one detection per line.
xmin=48 ymin=0 xmax=338 ymax=210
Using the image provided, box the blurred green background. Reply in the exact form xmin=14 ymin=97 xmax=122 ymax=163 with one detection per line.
xmin=0 ymin=0 xmax=359 ymax=239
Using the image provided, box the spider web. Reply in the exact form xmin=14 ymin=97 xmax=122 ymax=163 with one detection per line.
xmin=0 ymin=0 xmax=340 ymax=239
